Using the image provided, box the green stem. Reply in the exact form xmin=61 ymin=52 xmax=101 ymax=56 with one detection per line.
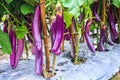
xmin=24 ymin=38 xmax=29 ymax=60
xmin=75 ymin=30 xmax=81 ymax=63
xmin=0 ymin=3 xmax=22 ymax=25
xmin=45 ymin=2 xmax=51 ymax=8
xmin=28 ymin=32 xmax=34 ymax=42
xmin=52 ymin=54 xmax=56 ymax=76
xmin=96 ymin=24 xmax=99 ymax=50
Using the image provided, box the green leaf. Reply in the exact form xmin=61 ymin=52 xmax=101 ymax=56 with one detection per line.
xmin=0 ymin=5 xmax=5 ymax=20
xmin=90 ymin=24 xmax=96 ymax=31
xmin=20 ymin=3 xmax=34 ymax=15
xmin=24 ymin=0 xmax=36 ymax=6
xmin=5 ymin=0 xmax=13 ymax=4
xmin=0 ymin=30 xmax=12 ymax=54
xmin=113 ymin=0 xmax=120 ymax=8
xmin=61 ymin=0 xmax=94 ymax=18
xmin=64 ymin=11 xmax=73 ymax=28
xmin=16 ymin=26 xmax=28 ymax=39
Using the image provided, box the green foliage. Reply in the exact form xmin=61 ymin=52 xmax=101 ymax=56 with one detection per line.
xmin=90 ymin=24 xmax=96 ymax=31
xmin=16 ymin=26 xmax=28 ymax=39
xmin=0 ymin=4 xmax=5 ymax=20
xmin=113 ymin=0 xmax=120 ymax=8
xmin=64 ymin=11 xmax=73 ymax=28
xmin=20 ymin=3 xmax=34 ymax=15
xmin=5 ymin=0 xmax=13 ymax=4
xmin=61 ymin=0 xmax=94 ymax=18
xmin=0 ymin=30 xmax=12 ymax=54
xmin=24 ymin=0 xmax=36 ymax=6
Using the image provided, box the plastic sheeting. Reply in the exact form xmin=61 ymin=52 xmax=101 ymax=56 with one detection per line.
xmin=0 ymin=42 xmax=120 ymax=80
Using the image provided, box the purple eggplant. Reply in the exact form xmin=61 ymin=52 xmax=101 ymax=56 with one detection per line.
xmin=92 ymin=1 xmax=101 ymax=22
xmin=32 ymin=44 xmax=38 ymax=55
xmin=51 ymin=14 xmax=64 ymax=53
xmin=64 ymin=27 xmax=71 ymax=41
xmin=108 ymin=6 xmax=118 ymax=40
xmin=9 ymin=29 xmax=16 ymax=68
xmin=108 ymin=38 xmax=116 ymax=46
xmin=32 ymin=5 xmax=42 ymax=51
xmin=98 ymin=26 xmax=106 ymax=51
xmin=35 ymin=47 xmax=43 ymax=75
xmin=32 ymin=5 xmax=43 ymax=75
xmin=13 ymin=39 xmax=24 ymax=68
xmin=84 ymin=19 xmax=95 ymax=52
xmin=79 ymin=13 xmax=84 ymax=23
xmin=50 ymin=17 xmax=61 ymax=55
xmin=25 ymin=14 xmax=33 ymax=43
xmin=51 ymin=2 xmax=64 ymax=54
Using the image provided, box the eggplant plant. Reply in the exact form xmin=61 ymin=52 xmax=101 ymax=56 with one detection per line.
xmin=0 ymin=0 xmax=120 ymax=79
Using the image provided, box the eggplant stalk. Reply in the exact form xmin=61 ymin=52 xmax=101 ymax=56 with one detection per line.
xmin=40 ymin=0 xmax=50 ymax=71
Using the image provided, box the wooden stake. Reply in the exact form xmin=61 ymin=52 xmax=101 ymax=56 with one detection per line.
xmin=69 ymin=23 xmax=76 ymax=58
xmin=40 ymin=0 xmax=50 ymax=70
xmin=61 ymin=37 xmax=64 ymax=52
xmin=101 ymin=0 xmax=106 ymax=23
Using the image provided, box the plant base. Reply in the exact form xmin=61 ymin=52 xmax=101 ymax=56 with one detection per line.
xmin=71 ymin=57 xmax=87 ymax=65
xmin=42 ymin=70 xmax=56 ymax=79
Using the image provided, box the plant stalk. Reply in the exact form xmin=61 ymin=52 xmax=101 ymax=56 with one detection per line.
xmin=24 ymin=39 xmax=28 ymax=60
xmin=69 ymin=22 xmax=76 ymax=61
xmin=61 ymin=37 xmax=64 ymax=52
xmin=52 ymin=54 xmax=56 ymax=76
xmin=40 ymin=0 xmax=50 ymax=71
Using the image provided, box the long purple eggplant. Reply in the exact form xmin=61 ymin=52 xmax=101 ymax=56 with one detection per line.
xmin=50 ymin=17 xmax=61 ymax=55
xmin=51 ymin=2 xmax=64 ymax=54
xmin=32 ymin=44 xmax=37 ymax=55
xmin=98 ymin=26 xmax=106 ymax=51
xmin=92 ymin=1 xmax=101 ymax=22
xmin=32 ymin=5 xmax=43 ymax=75
xmin=25 ymin=14 xmax=33 ymax=43
xmin=79 ymin=13 xmax=84 ymax=23
xmin=108 ymin=38 xmax=116 ymax=46
xmin=84 ymin=19 xmax=95 ymax=52
xmin=13 ymin=39 xmax=24 ymax=69
xmin=64 ymin=27 xmax=71 ymax=41
xmin=32 ymin=5 xmax=42 ymax=51
xmin=35 ymin=46 xmax=43 ymax=75
xmin=108 ymin=6 xmax=118 ymax=40
xmin=9 ymin=29 xmax=16 ymax=68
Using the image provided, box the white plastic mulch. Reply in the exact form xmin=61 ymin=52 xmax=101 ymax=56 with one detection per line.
xmin=0 ymin=41 xmax=120 ymax=80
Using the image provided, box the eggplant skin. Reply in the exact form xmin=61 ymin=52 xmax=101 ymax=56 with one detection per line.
xmin=98 ymin=27 xmax=106 ymax=51
xmin=13 ymin=39 xmax=24 ymax=69
xmin=108 ymin=6 xmax=118 ymax=40
xmin=9 ymin=29 xmax=16 ymax=68
xmin=84 ymin=19 xmax=95 ymax=52
xmin=92 ymin=2 xmax=101 ymax=22
xmin=32 ymin=5 xmax=43 ymax=75
xmin=51 ymin=14 xmax=64 ymax=55
xmin=25 ymin=14 xmax=33 ymax=43
xmin=50 ymin=16 xmax=61 ymax=55
xmin=35 ymin=49 xmax=43 ymax=75
xmin=32 ymin=5 xmax=42 ymax=51
xmin=64 ymin=28 xmax=71 ymax=41
xmin=108 ymin=38 xmax=116 ymax=46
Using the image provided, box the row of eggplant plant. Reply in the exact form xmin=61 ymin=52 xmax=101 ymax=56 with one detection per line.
xmin=0 ymin=0 xmax=120 ymax=78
